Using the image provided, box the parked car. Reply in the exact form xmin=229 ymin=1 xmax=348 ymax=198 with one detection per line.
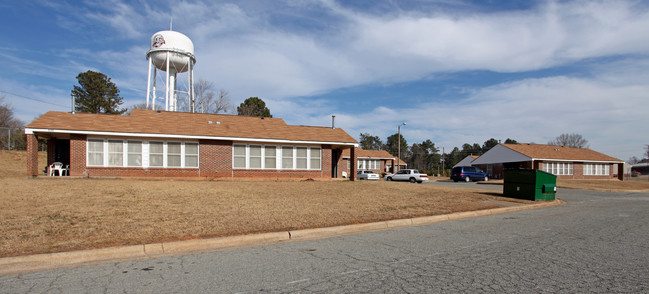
xmin=357 ymin=170 xmax=380 ymax=180
xmin=384 ymin=169 xmax=429 ymax=183
xmin=451 ymin=166 xmax=489 ymax=182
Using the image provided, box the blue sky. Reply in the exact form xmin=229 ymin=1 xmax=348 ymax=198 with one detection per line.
xmin=1 ymin=0 xmax=648 ymax=161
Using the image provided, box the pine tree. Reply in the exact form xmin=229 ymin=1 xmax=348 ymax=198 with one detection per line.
xmin=72 ymin=70 xmax=126 ymax=114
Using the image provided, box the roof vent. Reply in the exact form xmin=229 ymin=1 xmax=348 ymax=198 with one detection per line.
xmin=216 ymin=121 xmax=221 ymax=125
xmin=208 ymin=121 xmax=213 ymax=124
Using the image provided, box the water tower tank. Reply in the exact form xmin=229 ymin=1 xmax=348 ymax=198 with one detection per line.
xmin=147 ymin=30 xmax=195 ymax=73
xmin=145 ymin=30 xmax=196 ymax=112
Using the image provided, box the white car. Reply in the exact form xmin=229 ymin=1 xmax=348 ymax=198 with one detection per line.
xmin=384 ymin=169 xmax=429 ymax=183
xmin=357 ymin=170 xmax=380 ymax=180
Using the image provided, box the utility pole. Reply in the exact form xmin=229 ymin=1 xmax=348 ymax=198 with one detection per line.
xmin=397 ymin=122 xmax=406 ymax=172
xmin=442 ymin=147 xmax=445 ymax=177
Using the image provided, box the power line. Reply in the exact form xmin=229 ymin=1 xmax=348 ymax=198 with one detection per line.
xmin=0 ymin=90 xmax=68 ymax=108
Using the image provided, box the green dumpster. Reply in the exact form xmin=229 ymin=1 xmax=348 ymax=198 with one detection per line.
xmin=503 ymin=169 xmax=557 ymax=201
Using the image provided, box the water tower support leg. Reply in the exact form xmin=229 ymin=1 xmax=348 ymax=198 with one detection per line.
xmin=189 ymin=61 xmax=194 ymax=113
xmin=165 ymin=51 xmax=170 ymax=111
xmin=152 ymin=69 xmax=157 ymax=110
xmin=146 ymin=58 xmax=152 ymax=109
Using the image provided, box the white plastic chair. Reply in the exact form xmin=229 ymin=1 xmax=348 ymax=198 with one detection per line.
xmin=49 ymin=162 xmax=64 ymax=176
xmin=61 ymin=165 xmax=69 ymax=176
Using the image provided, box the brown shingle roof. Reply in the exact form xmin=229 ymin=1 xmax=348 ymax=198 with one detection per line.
xmin=27 ymin=110 xmax=358 ymax=144
xmin=342 ymin=148 xmax=395 ymax=159
xmin=503 ymin=143 xmax=621 ymax=162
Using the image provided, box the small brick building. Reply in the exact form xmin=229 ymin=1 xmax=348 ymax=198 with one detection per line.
xmin=25 ymin=110 xmax=360 ymax=180
xmin=471 ymin=143 xmax=625 ymax=180
xmin=339 ymin=148 xmax=399 ymax=177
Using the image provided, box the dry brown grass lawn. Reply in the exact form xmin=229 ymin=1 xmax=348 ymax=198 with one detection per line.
xmin=0 ymin=150 xmax=532 ymax=258
xmin=557 ymin=179 xmax=649 ymax=192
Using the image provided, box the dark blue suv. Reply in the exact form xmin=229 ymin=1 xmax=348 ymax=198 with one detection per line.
xmin=451 ymin=166 xmax=489 ymax=182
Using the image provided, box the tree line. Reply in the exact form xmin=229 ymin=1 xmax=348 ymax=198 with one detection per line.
xmin=359 ymin=132 xmax=518 ymax=175
xmin=72 ymin=70 xmax=272 ymax=117
xmin=360 ymin=132 xmax=598 ymax=175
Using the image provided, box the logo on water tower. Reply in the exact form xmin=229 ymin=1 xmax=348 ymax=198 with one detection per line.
xmin=152 ymin=34 xmax=166 ymax=48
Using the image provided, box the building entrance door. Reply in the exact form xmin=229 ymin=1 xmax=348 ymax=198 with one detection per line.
xmin=331 ymin=149 xmax=340 ymax=178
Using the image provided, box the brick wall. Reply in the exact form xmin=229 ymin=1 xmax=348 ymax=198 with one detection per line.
xmin=199 ymin=139 xmax=231 ymax=177
xmin=322 ymin=145 xmax=333 ymax=178
xmin=350 ymin=147 xmax=357 ymax=181
xmin=70 ymin=134 xmax=86 ymax=177
xmin=85 ymin=167 xmax=200 ymax=177
xmin=232 ymin=170 xmax=325 ymax=178
xmin=26 ymin=134 xmax=39 ymax=176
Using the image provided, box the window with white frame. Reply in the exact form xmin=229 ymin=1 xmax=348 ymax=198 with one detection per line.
xmin=149 ymin=141 xmax=164 ymax=167
xmin=233 ymin=144 xmax=246 ymax=169
xmin=310 ymin=148 xmax=321 ymax=170
xmin=543 ymin=162 xmax=573 ymax=175
xmin=87 ymin=139 xmax=198 ymax=168
xmin=167 ymin=142 xmax=181 ymax=167
xmin=108 ymin=140 xmax=123 ymax=166
xmin=88 ymin=139 xmax=104 ymax=166
xmin=127 ymin=141 xmax=142 ymax=167
xmin=296 ymin=147 xmax=308 ymax=169
xmin=185 ymin=143 xmax=198 ymax=168
xmin=234 ymin=144 xmax=321 ymax=170
xmin=357 ymin=159 xmax=381 ymax=170
xmin=250 ymin=145 xmax=262 ymax=169
xmin=265 ymin=146 xmax=276 ymax=169
xmin=282 ymin=146 xmax=293 ymax=169
xmin=583 ymin=163 xmax=609 ymax=176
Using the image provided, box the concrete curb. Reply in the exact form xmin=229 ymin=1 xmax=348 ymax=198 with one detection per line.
xmin=0 ymin=199 xmax=565 ymax=276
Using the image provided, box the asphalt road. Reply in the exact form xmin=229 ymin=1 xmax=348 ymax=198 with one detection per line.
xmin=2 ymin=188 xmax=648 ymax=293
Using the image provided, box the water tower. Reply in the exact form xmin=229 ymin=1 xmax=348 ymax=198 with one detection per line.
xmin=145 ymin=30 xmax=196 ymax=112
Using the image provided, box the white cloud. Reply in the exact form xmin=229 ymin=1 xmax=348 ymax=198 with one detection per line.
xmin=183 ymin=0 xmax=649 ymax=103
xmin=328 ymin=58 xmax=649 ymax=161
xmin=348 ymin=0 xmax=649 ymax=73
xmin=35 ymin=0 xmax=649 ymax=104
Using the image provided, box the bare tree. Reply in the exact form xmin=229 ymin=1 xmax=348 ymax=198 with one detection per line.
xmin=548 ymin=133 xmax=590 ymax=148
xmin=0 ymin=97 xmax=20 ymax=127
xmin=194 ymin=79 xmax=232 ymax=114
xmin=125 ymin=102 xmax=148 ymax=115
xmin=168 ymin=79 xmax=232 ymax=114
xmin=0 ymin=97 xmax=25 ymax=149
xmin=199 ymin=88 xmax=232 ymax=114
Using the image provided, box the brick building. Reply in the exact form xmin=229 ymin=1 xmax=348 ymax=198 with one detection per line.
xmin=471 ymin=143 xmax=624 ymax=180
xmin=25 ymin=110 xmax=359 ymax=180
xmin=339 ymin=148 xmax=399 ymax=178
